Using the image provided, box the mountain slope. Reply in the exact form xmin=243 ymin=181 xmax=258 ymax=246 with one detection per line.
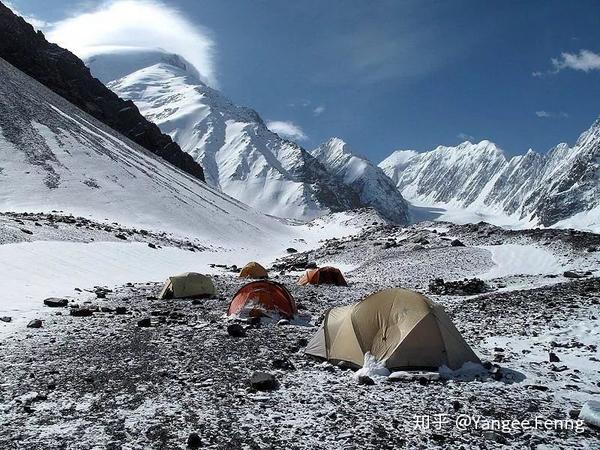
xmin=0 ymin=4 xmax=205 ymax=182
xmin=0 ymin=56 xmax=289 ymax=246
xmin=311 ymin=138 xmax=409 ymax=224
xmin=380 ymin=122 xmax=600 ymax=230
xmin=83 ymin=48 xmax=368 ymax=221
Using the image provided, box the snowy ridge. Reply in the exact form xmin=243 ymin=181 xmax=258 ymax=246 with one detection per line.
xmin=380 ymin=123 xmax=600 ymax=231
xmin=311 ymin=137 xmax=409 ymax=224
xmin=86 ymin=48 xmax=364 ymax=221
xmin=0 ymin=56 xmax=289 ymax=247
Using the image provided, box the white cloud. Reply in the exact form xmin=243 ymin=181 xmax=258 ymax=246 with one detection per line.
xmin=47 ymin=0 xmax=217 ymax=86
xmin=535 ymin=111 xmax=568 ymax=119
xmin=551 ymin=49 xmax=600 ymax=73
xmin=266 ymin=120 xmax=308 ymax=142
xmin=457 ymin=132 xmax=474 ymax=142
xmin=535 ymin=49 xmax=600 ymax=76
xmin=313 ymin=105 xmax=326 ymax=116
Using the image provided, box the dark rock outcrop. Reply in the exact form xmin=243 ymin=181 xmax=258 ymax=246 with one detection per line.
xmin=0 ymin=4 xmax=205 ymax=182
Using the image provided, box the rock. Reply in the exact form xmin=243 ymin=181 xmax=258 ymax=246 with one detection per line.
xmin=286 ymin=247 xmax=298 ymax=254
xmin=187 ymin=432 xmax=202 ymax=449
xmin=452 ymin=400 xmax=462 ymax=411
xmin=579 ymin=400 xmax=600 ymax=428
xmin=0 ymin=316 xmax=12 ymax=323
xmin=450 ymin=239 xmax=465 ymax=247
xmin=137 ymin=318 xmax=152 ymax=327
xmin=250 ymin=372 xmax=278 ymax=391
xmin=357 ymin=375 xmax=375 ymax=386
xmin=70 ymin=308 xmax=93 ymax=317
xmin=549 ymin=352 xmax=560 ymax=363
xmin=27 ymin=319 xmax=42 ymax=328
xmin=564 ymin=271 xmax=586 ymax=279
xmin=115 ymin=233 xmax=127 ymax=240
xmin=526 ymin=384 xmax=549 ymax=391
xmin=43 ymin=297 xmax=68 ymax=308
xmin=148 ymin=243 xmax=157 ymax=249
xmin=483 ymin=431 xmax=507 ymax=444
xmin=20 ymin=228 xmax=33 ymax=235
xmin=227 ymin=323 xmax=246 ymax=337
xmin=429 ymin=277 xmax=487 ymax=295
xmin=337 ymin=361 xmax=355 ymax=371
xmin=272 ymin=358 xmax=295 ymax=371
xmin=115 ymin=307 xmax=127 ymax=315
xmin=277 ymin=319 xmax=290 ymax=326
xmin=587 ymin=246 xmax=597 ymax=252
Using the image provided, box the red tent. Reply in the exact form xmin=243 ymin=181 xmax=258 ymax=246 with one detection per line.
xmin=228 ymin=280 xmax=296 ymax=318
xmin=298 ymin=266 xmax=347 ymax=286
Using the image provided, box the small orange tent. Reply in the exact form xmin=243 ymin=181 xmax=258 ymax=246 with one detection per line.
xmin=239 ymin=261 xmax=268 ymax=279
xmin=228 ymin=280 xmax=296 ymax=318
xmin=298 ymin=266 xmax=347 ymax=286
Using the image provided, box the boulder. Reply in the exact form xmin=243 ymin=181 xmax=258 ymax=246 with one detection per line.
xmin=115 ymin=307 xmax=127 ymax=315
xmin=450 ymin=239 xmax=465 ymax=247
xmin=0 ymin=316 xmax=12 ymax=323
xmin=27 ymin=319 xmax=42 ymax=328
xmin=357 ymin=375 xmax=375 ymax=386
xmin=43 ymin=297 xmax=68 ymax=308
xmin=250 ymin=372 xmax=278 ymax=391
xmin=564 ymin=271 xmax=586 ymax=279
xmin=579 ymin=400 xmax=600 ymax=428
xmin=187 ymin=432 xmax=202 ymax=449
xmin=70 ymin=308 xmax=93 ymax=317
xmin=137 ymin=318 xmax=152 ymax=327
xmin=227 ymin=323 xmax=246 ymax=337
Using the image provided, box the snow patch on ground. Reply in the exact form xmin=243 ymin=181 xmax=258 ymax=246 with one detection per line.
xmin=477 ymin=244 xmax=564 ymax=280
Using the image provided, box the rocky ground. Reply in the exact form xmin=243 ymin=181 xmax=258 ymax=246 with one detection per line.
xmin=1 ymin=218 xmax=599 ymax=449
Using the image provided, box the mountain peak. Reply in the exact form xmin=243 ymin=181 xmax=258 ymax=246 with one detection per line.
xmin=83 ymin=46 xmax=203 ymax=85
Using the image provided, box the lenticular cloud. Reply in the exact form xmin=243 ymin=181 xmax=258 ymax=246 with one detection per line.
xmin=47 ymin=0 xmax=217 ymax=87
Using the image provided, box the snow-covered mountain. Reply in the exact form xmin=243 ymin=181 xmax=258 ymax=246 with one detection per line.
xmin=83 ymin=47 xmax=366 ymax=221
xmin=0 ymin=56 xmax=290 ymax=246
xmin=380 ymin=122 xmax=600 ymax=230
xmin=311 ymin=138 xmax=409 ymax=224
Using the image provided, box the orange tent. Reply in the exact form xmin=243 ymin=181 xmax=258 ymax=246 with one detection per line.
xmin=239 ymin=261 xmax=268 ymax=279
xmin=228 ymin=280 xmax=297 ymax=318
xmin=298 ymin=266 xmax=348 ymax=286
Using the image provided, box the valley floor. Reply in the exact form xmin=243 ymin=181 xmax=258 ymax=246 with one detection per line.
xmin=0 ymin=214 xmax=599 ymax=449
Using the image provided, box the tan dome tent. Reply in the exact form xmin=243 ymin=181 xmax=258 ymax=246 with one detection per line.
xmin=239 ymin=261 xmax=268 ymax=279
xmin=298 ymin=266 xmax=347 ymax=286
xmin=158 ymin=272 xmax=216 ymax=299
xmin=305 ymin=288 xmax=480 ymax=370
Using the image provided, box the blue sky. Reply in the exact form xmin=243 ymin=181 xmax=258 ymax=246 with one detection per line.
xmin=8 ymin=0 xmax=600 ymax=161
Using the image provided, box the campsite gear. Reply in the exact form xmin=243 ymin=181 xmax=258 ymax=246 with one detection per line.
xmin=298 ymin=266 xmax=347 ymax=286
xmin=228 ymin=280 xmax=296 ymax=318
xmin=158 ymin=272 xmax=216 ymax=299
xmin=305 ymin=288 xmax=480 ymax=370
xmin=239 ymin=261 xmax=268 ymax=279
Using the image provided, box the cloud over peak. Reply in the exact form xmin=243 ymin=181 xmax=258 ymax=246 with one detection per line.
xmin=47 ymin=0 xmax=217 ymax=87
xmin=266 ymin=120 xmax=308 ymax=142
